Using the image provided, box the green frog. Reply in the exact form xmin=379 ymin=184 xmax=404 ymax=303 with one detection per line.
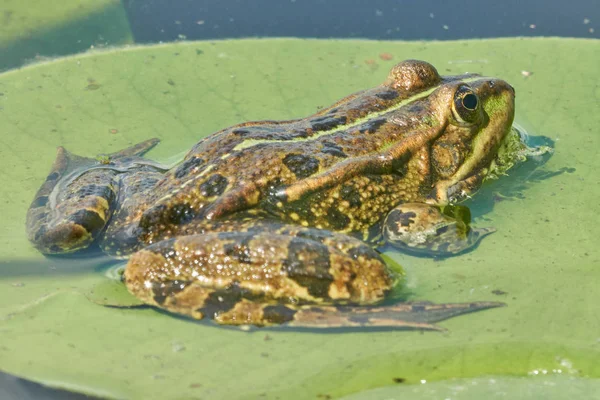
xmin=26 ymin=60 xmax=523 ymax=330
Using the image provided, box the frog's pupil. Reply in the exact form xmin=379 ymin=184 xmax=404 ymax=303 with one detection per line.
xmin=463 ymin=93 xmax=477 ymax=110
xmin=462 ymin=93 xmax=478 ymax=110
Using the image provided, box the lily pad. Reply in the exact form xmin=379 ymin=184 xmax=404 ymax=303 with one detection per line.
xmin=0 ymin=0 xmax=133 ymax=71
xmin=0 ymin=38 xmax=599 ymax=398
xmin=341 ymin=375 xmax=600 ymax=400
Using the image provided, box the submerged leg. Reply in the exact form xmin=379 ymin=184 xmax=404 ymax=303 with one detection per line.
xmin=383 ymin=203 xmax=495 ymax=257
xmin=123 ymin=226 xmax=502 ymax=330
xmin=26 ymin=139 xmax=160 ymax=254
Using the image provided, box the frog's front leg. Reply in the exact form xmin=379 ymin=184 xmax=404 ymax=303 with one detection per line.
xmin=382 ymin=203 xmax=495 ymax=257
xmin=124 ymin=227 xmax=502 ymax=330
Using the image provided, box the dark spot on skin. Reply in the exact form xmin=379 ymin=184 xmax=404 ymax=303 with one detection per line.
xmin=392 ymin=377 xmax=406 ymax=384
xmin=67 ymin=209 xmax=106 ymax=235
xmin=492 ymin=289 xmax=508 ymax=295
xmin=326 ymin=206 xmax=350 ymax=230
xmin=199 ymin=174 xmax=229 ymax=197
xmin=73 ymin=184 xmax=116 ymax=205
xmin=31 ymin=196 xmax=49 ymax=208
xmin=262 ymin=305 xmax=297 ymax=324
xmin=340 ymin=185 xmax=362 ymax=207
xmin=139 ymin=204 xmax=168 ymax=232
xmin=435 ymin=225 xmax=450 ymax=235
xmin=310 ymin=116 xmax=347 ymax=132
xmin=347 ymin=245 xmax=383 ymax=263
xmin=394 ymin=211 xmax=417 ymax=227
xmin=266 ymin=178 xmax=284 ymax=198
xmin=45 ymin=171 xmax=60 ymax=182
xmin=359 ymin=118 xmax=387 ymax=134
xmin=166 ymin=203 xmax=195 ymax=225
xmin=392 ymin=151 xmax=411 ymax=177
xmin=174 ymin=156 xmax=205 ymax=179
xmin=236 ymin=128 xmax=309 ymax=141
xmin=294 ymin=228 xmax=334 ymax=243
xmin=321 ymin=141 xmax=347 ymax=158
xmin=406 ymin=102 xmax=427 ymax=114
xmin=282 ymin=154 xmax=320 ymax=179
xmin=288 ymin=129 xmax=309 ymax=139
xmin=255 ymin=130 xmax=309 ymax=140
xmin=223 ymin=240 xmax=253 ymax=264
xmin=152 ymin=280 xmax=190 ymax=305
xmin=232 ymin=129 xmax=249 ymax=136
xmin=375 ymin=90 xmax=399 ymax=100
xmin=410 ymin=304 xmax=427 ymax=312
xmin=199 ymin=283 xmax=254 ymax=318
xmin=283 ymin=238 xmax=333 ymax=299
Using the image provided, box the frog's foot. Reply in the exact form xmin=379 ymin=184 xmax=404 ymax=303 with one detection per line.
xmin=26 ymin=139 xmax=160 ymax=254
xmin=383 ymin=203 xmax=495 ymax=257
xmin=123 ymin=228 xmax=502 ymax=329
xmin=288 ymin=301 xmax=504 ymax=330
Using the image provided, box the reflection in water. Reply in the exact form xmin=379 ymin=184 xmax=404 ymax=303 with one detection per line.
xmin=0 ymin=251 xmax=116 ymax=279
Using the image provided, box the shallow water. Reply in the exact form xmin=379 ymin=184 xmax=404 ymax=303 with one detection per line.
xmin=0 ymin=38 xmax=599 ymax=398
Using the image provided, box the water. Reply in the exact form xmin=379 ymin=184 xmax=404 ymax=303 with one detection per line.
xmin=0 ymin=2 xmax=599 ymax=399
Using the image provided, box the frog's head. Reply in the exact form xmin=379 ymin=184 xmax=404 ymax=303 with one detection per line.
xmin=387 ymin=60 xmax=516 ymax=204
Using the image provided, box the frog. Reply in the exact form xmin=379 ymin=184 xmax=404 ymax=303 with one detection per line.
xmin=26 ymin=60 xmax=522 ymax=330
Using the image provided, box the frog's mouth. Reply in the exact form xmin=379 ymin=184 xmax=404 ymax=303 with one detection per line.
xmin=485 ymin=123 xmax=553 ymax=181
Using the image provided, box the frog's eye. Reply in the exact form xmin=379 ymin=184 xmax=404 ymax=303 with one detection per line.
xmin=452 ymin=85 xmax=480 ymax=124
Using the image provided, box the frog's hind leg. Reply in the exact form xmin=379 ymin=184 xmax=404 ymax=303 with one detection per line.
xmin=123 ymin=228 xmax=502 ymax=330
xmin=26 ymin=139 xmax=160 ymax=254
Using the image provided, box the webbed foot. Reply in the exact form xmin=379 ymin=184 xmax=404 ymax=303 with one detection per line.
xmin=26 ymin=139 xmax=161 ymax=254
xmin=289 ymin=301 xmax=505 ymax=330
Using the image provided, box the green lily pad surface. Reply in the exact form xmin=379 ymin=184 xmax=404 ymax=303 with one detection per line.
xmin=0 ymin=38 xmax=599 ymax=398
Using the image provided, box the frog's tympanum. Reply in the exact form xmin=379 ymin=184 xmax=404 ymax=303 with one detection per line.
xmin=26 ymin=60 xmax=523 ymax=330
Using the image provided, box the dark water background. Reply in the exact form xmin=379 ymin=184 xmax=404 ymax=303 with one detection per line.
xmin=125 ymin=0 xmax=599 ymax=42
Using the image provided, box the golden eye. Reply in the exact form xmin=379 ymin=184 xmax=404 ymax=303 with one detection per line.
xmin=452 ymin=85 xmax=480 ymax=124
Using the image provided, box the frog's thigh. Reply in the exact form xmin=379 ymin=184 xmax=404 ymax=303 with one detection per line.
xmin=383 ymin=203 xmax=495 ymax=256
xmin=123 ymin=231 xmax=394 ymax=325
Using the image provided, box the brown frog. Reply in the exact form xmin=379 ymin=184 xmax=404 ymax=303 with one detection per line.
xmin=26 ymin=60 xmax=521 ymax=330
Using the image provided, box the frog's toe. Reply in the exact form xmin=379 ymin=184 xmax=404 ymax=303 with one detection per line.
xmin=104 ymin=138 xmax=160 ymax=159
